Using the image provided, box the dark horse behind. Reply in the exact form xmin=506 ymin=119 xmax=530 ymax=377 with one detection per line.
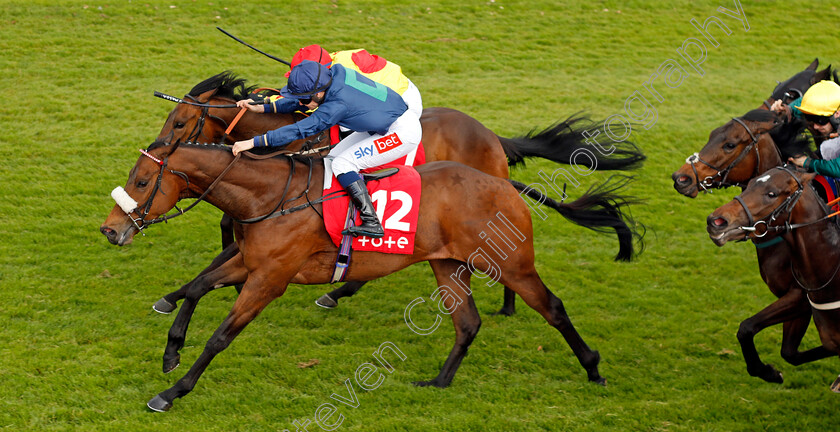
xmin=708 ymin=165 xmax=840 ymax=392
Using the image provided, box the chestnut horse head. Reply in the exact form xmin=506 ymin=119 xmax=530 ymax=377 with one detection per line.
xmin=156 ymin=71 xmax=302 ymax=146
xmin=671 ymin=109 xmax=809 ymax=197
xmin=706 ymin=166 xmax=819 ymax=246
xmin=99 ymin=142 xmax=196 ymax=245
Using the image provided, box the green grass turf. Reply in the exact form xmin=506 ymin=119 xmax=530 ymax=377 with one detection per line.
xmin=2 ymin=0 xmax=840 ymax=430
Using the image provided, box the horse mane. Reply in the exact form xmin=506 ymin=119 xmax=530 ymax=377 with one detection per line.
xmin=736 ymin=109 xmax=814 ymax=159
xmin=742 ymin=109 xmax=776 ymax=123
xmin=188 ymin=71 xmax=258 ymax=101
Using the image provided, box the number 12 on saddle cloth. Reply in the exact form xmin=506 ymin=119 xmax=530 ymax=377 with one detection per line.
xmin=322 ymin=144 xmax=425 ymax=254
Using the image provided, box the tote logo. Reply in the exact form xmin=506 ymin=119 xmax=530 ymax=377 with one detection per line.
xmin=374 ymin=134 xmax=403 ymax=153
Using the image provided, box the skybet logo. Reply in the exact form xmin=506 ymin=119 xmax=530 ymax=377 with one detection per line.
xmin=374 ymin=133 xmax=403 ymax=153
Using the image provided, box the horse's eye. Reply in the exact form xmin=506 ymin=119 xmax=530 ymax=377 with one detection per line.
xmin=174 ymin=122 xmax=185 ymax=129
xmin=767 ymin=191 xmax=777 ymax=198
xmin=724 ymin=142 xmax=737 ymax=150
xmin=136 ymin=180 xmax=149 ymax=188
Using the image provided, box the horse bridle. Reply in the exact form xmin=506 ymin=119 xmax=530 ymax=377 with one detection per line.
xmin=735 ymin=166 xmax=840 ymax=294
xmin=121 ymin=147 xmax=207 ymax=235
xmin=686 ymin=117 xmax=764 ymax=192
xmin=762 ymin=74 xmax=805 ymax=109
xmin=156 ymin=90 xmax=333 ymax=149
xmin=734 ymin=166 xmax=806 ymax=239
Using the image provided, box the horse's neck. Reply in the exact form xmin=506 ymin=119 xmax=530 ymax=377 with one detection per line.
xmin=758 ymin=135 xmax=783 ymax=172
xmin=175 ymin=146 xmax=324 ymax=221
xmin=788 ymin=188 xmax=840 ymax=288
xmin=230 ymin=111 xmax=298 ymax=142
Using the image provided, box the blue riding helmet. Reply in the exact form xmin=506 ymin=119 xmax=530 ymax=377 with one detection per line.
xmin=280 ymin=60 xmax=333 ymax=99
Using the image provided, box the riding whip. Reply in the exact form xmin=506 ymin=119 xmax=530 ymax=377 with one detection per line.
xmin=216 ymin=27 xmax=291 ymax=66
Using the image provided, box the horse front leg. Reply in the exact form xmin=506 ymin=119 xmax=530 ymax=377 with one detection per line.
xmin=736 ymin=289 xmax=812 ymax=383
xmin=148 ymin=273 xmax=287 ymax=412
xmin=162 ymin=251 xmax=248 ymax=374
xmin=153 ymin=242 xmax=241 ymax=314
xmin=315 ymin=281 xmax=368 ymax=309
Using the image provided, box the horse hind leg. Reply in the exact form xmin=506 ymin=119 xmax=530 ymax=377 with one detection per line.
xmin=502 ymin=267 xmax=604 ymax=385
xmin=490 ymin=286 xmax=516 ymax=316
xmin=413 ymin=259 xmax=482 ymax=388
xmin=315 ymin=281 xmax=368 ymax=309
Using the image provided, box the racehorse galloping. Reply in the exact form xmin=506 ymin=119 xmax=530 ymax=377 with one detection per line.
xmin=707 ymin=166 xmax=840 ymax=392
xmin=153 ymin=71 xmax=646 ymax=314
xmin=761 ymin=58 xmax=839 ymax=148
xmin=671 ymin=109 xmax=832 ymax=383
xmin=100 ymin=141 xmax=642 ymax=411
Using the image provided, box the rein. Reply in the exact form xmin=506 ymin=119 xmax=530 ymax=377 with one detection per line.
xmin=156 ymin=89 xmax=333 ymax=149
xmin=126 ymin=147 xmax=242 ymax=233
xmin=738 ymin=167 xmax=840 ymax=238
xmin=686 ymin=117 xmax=765 ymax=192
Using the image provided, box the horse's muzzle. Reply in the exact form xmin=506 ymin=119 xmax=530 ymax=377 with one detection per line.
xmin=100 ymin=224 xmax=135 ymax=246
xmin=706 ymin=213 xmax=736 ymax=246
xmin=672 ymin=170 xmax=698 ymax=198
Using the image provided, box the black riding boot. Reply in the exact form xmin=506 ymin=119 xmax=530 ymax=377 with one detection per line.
xmin=342 ymin=179 xmax=384 ymax=238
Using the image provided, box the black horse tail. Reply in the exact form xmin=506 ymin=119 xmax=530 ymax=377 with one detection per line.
xmin=499 ymin=113 xmax=646 ymax=171
xmin=509 ymin=176 xmax=645 ymax=261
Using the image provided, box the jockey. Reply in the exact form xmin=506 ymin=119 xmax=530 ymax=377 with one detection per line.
xmin=788 ymin=81 xmax=840 ymax=173
xmin=774 ymin=80 xmax=840 ymax=159
xmin=231 ymin=60 xmax=422 ymax=238
xmin=285 ymin=44 xmax=423 ymax=118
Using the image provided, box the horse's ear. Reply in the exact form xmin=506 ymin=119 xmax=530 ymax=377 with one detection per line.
xmin=813 ymin=66 xmax=832 ymax=85
xmin=752 ymin=112 xmax=784 ymax=133
xmin=800 ymin=171 xmax=817 ymax=184
xmin=195 ymin=88 xmax=219 ymax=103
xmin=807 ymin=58 xmax=819 ymax=71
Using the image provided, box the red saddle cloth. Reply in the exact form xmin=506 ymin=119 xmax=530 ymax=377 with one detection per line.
xmin=322 ymin=142 xmax=425 ymax=254
xmin=814 ymin=174 xmax=840 ymax=212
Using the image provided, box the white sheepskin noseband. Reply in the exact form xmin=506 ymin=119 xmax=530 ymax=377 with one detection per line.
xmin=111 ymin=186 xmax=139 ymax=214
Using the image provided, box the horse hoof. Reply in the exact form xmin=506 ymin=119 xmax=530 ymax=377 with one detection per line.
xmin=163 ymin=356 xmax=180 ymax=374
xmin=315 ymin=294 xmax=338 ymax=309
xmin=490 ymin=307 xmax=515 ymax=317
xmin=412 ymin=379 xmax=446 ymax=388
xmin=152 ymin=298 xmax=177 ymax=314
xmin=592 ymin=376 xmax=607 ymax=386
xmin=831 ymin=375 xmax=840 ymax=393
xmin=754 ymin=364 xmax=784 ymax=384
xmin=147 ymin=394 xmax=172 ymax=412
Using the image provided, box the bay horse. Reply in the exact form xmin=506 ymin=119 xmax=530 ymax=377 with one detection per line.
xmin=154 ymin=71 xmax=645 ymax=314
xmin=671 ymin=109 xmax=833 ymax=383
xmin=760 ymin=58 xmax=839 ymax=150
xmin=707 ymin=165 xmax=840 ymax=392
xmin=100 ymin=141 xmax=641 ymax=411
